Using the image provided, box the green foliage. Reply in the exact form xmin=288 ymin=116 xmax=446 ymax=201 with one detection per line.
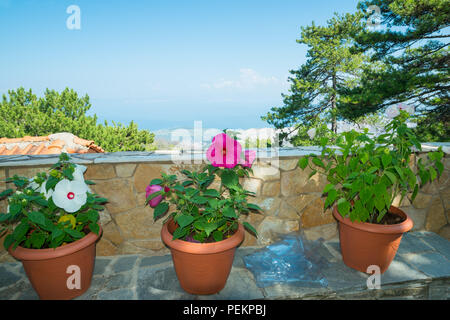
xmin=299 ymin=111 xmax=444 ymax=223
xmin=0 ymin=153 xmax=107 ymax=250
xmin=339 ymin=0 xmax=449 ymax=131
xmin=0 ymin=87 xmax=155 ymax=152
xmin=146 ymin=165 xmax=261 ymax=243
xmin=413 ymin=116 xmax=450 ymax=142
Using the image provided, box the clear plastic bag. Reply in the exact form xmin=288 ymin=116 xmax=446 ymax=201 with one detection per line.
xmin=243 ymin=234 xmax=329 ymax=288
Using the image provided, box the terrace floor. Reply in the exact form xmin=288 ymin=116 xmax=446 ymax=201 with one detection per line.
xmin=1 ymin=231 xmax=449 ymax=300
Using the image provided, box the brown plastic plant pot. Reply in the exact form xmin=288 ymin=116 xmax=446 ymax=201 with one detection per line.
xmin=333 ymin=206 xmax=413 ymax=274
xmin=9 ymin=225 xmax=102 ymax=300
xmin=161 ymin=219 xmax=245 ymax=295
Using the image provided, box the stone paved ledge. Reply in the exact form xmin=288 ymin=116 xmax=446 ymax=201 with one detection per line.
xmin=0 ymin=231 xmax=449 ymax=300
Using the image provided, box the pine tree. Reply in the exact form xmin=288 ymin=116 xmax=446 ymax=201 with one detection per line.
xmin=262 ymin=13 xmax=366 ymax=145
xmin=339 ymin=0 xmax=449 ymax=138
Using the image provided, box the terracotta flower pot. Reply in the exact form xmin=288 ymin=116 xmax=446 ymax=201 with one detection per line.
xmin=333 ymin=206 xmax=413 ymax=274
xmin=9 ymin=226 xmax=102 ymax=300
xmin=161 ymin=219 xmax=244 ymax=295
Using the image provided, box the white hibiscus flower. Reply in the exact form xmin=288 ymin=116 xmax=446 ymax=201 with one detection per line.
xmin=73 ymin=164 xmax=92 ymax=193
xmin=307 ymin=128 xmax=317 ymax=140
xmin=385 ymin=105 xmax=400 ymax=119
xmin=73 ymin=164 xmax=87 ymax=181
xmin=52 ymin=179 xmax=89 ymax=213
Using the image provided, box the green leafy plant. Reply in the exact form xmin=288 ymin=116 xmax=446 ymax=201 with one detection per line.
xmin=145 ymin=133 xmax=262 ymax=243
xmin=0 ymin=153 xmax=107 ymax=250
xmin=299 ymin=110 xmax=444 ymax=224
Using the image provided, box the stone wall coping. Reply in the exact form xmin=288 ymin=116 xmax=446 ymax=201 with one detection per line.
xmin=0 ymin=143 xmax=448 ymax=167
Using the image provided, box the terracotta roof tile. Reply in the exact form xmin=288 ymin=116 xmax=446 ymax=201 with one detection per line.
xmin=0 ymin=133 xmax=105 ymax=156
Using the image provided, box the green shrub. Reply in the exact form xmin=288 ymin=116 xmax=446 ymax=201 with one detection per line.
xmin=0 ymin=87 xmax=155 ymax=152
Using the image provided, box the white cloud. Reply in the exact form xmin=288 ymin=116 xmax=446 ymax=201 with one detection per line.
xmin=201 ymin=68 xmax=280 ymax=90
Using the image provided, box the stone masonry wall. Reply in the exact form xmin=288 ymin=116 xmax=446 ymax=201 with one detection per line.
xmin=0 ymin=151 xmax=449 ymax=262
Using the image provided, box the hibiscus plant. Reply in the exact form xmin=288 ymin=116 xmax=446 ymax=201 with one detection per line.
xmin=0 ymin=153 xmax=107 ymax=250
xmin=145 ymin=133 xmax=261 ymax=243
xmin=299 ymin=110 xmax=444 ymax=224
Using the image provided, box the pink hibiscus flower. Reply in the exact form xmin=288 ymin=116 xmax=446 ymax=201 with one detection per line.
xmin=241 ymin=150 xmax=256 ymax=168
xmin=206 ymin=133 xmax=242 ymax=168
xmin=145 ymin=184 xmax=164 ymax=208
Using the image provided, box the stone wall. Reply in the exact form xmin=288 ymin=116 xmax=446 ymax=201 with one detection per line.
xmin=0 ymin=148 xmax=449 ymax=262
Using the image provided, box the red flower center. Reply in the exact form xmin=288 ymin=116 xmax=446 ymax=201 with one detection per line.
xmin=67 ymin=192 xmax=75 ymax=200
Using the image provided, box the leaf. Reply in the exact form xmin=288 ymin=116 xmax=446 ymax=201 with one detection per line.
xmin=34 ymin=197 xmax=48 ymax=207
xmin=325 ymin=189 xmax=337 ymax=208
xmin=203 ymin=189 xmax=220 ymax=197
xmin=194 ymin=220 xmax=217 ymax=237
xmin=29 ymin=232 xmax=46 ymax=249
xmin=384 ymin=171 xmax=397 ymax=185
xmin=89 ymin=222 xmax=100 ymax=235
xmin=149 ymin=179 xmax=163 ymax=185
xmin=243 ymin=222 xmax=257 ymax=236
xmin=94 ymin=197 xmax=108 ymax=203
xmin=312 ymin=157 xmax=325 ymax=169
xmin=435 ymin=161 xmax=444 ymax=175
xmin=0 ymin=213 xmax=11 ymax=222
xmin=28 ymin=211 xmax=46 ymax=226
xmin=12 ymin=222 xmax=29 ymax=242
xmin=3 ymin=234 xmax=14 ymax=250
xmin=63 ymin=168 xmax=74 ymax=180
xmin=51 ymin=228 xmax=64 ymax=241
xmin=394 ymin=166 xmax=404 ymax=180
xmin=359 ymin=188 xmax=372 ymax=204
xmin=247 ymin=203 xmax=262 ymax=211
xmin=308 ymin=169 xmax=317 ymax=179
xmin=9 ymin=203 xmax=22 ymax=216
xmin=87 ymin=210 xmax=99 ymax=223
xmin=350 ymin=200 xmax=363 ymax=222
xmin=382 ymin=154 xmax=392 ymax=168
xmin=85 ymin=180 xmax=96 ymax=185
xmin=337 ymin=200 xmax=350 ymax=217
xmin=221 ymin=170 xmax=238 ymax=188
xmin=0 ymin=189 xmax=13 ymax=198
xmin=429 ymin=167 xmax=437 ymax=182
xmin=153 ymin=202 xmax=169 ymax=220
xmin=323 ymin=184 xmax=335 ymax=193
xmin=212 ymin=230 xmax=223 ymax=242
xmin=223 ymin=207 xmax=237 ymax=218
xmin=182 ymin=180 xmax=193 ymax=187
xmin=191 ymin=196 xmax=208 ymax=204
xmin=45 ymin=176 xmax=59 ymax=192
xmin=375 ymin=196 xmax=386 ymax=213
xmin=360 ymin=152 xmax=369 ymax=164
xmin=176 ymin=214 xmax=194 ymax=229
xmin=298 ymin=157 xmax=308 ymax=170
xmin=172 ymin=227 xmax=188 ymax=240
xmin=64 ymin=228 xmax=84 ymax=239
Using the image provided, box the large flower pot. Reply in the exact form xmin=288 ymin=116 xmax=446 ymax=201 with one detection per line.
xmin=161 ymin=219 xmax=244 ymax=295
xmin=333 ymin=206 xmax=413 ymax=274
xmin=9 ymin=226 xmax=102 ymax=300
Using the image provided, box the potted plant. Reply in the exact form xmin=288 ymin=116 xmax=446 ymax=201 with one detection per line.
xmin=299 ymin=110 xmax=444 ymax=273
xmin=145 ymin=133 xmax=261 ymax=295
xmin=0 ymin=153 xmax=107 ymax=299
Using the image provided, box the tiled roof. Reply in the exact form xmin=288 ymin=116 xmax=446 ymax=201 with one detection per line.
xmin=0 ymin=133 xmax=104 ymax=155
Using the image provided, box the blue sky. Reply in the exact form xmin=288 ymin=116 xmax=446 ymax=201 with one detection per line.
xmin=0 ymin=0 xmax=360 ymax=131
